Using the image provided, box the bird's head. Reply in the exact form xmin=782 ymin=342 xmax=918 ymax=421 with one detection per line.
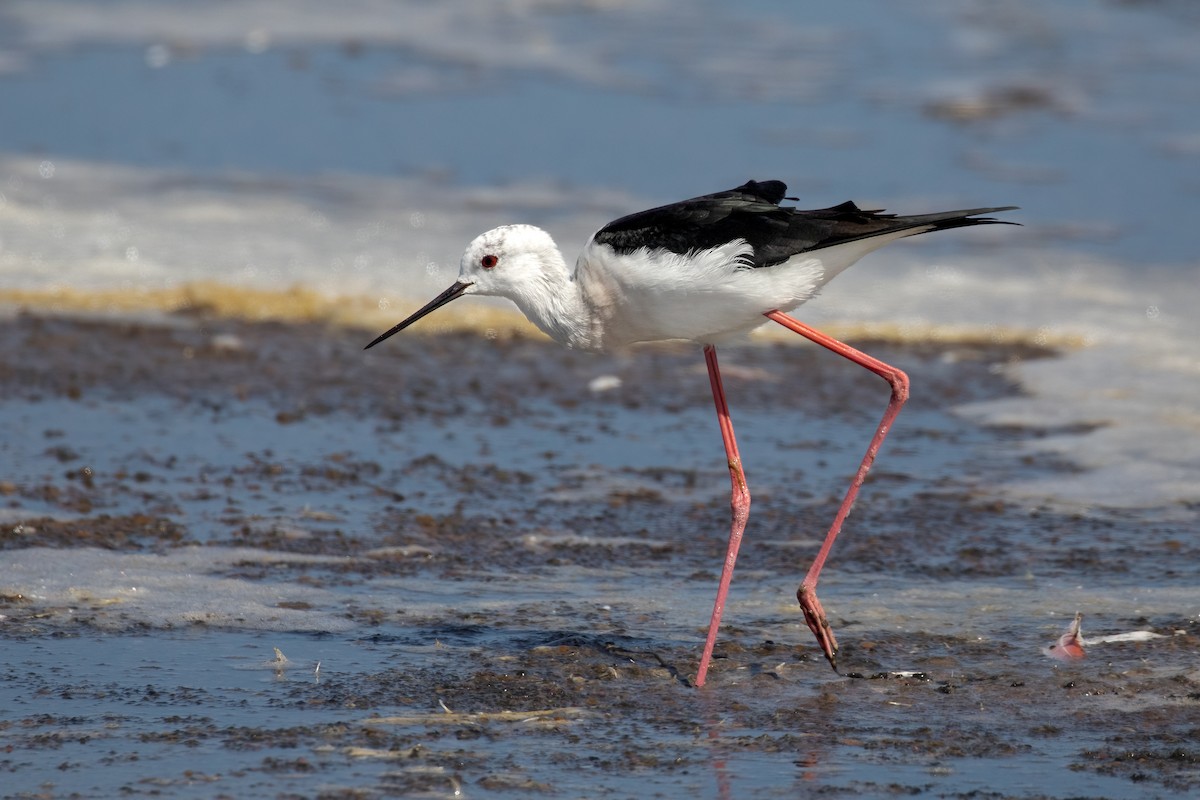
xmin=457 ymin=224 xmax=562 ymax=299
xmin=363 ymin=224 xmax=562 ymax=350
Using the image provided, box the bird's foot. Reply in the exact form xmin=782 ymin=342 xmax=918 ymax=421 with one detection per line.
xmin=798 ymin=583 xmax=839 ymax=672
xmin=1044 ymin=612 xmax=1085 ymax=661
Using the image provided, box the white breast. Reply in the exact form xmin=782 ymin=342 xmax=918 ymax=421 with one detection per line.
xmin=574 ymin=240 xmax=829 ymax=349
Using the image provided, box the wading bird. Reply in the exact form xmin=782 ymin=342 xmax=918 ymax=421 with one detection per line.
xmin=366 ymin=180 xmax=1016 ymax=686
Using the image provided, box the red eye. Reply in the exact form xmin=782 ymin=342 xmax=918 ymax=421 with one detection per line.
xmin=480 ymin=254 xmax=498 ymax=269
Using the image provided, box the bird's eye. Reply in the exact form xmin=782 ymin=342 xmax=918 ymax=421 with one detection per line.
xmin=480 ymin=254 xmax=498 ymax=269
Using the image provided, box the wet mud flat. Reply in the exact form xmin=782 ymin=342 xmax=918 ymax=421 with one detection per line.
xmin=1 ymin=310 xmax=1198 ymax=799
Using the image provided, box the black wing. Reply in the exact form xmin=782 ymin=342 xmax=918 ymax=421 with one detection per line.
xmin=592 ymin=180 xmax=1017 ymax=269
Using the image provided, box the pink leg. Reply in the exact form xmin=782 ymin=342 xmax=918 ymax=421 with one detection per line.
xmin=694 ymin=344 xmax=751 ymax=688
xmin=764 ymin=309 xmax=910 ymax=671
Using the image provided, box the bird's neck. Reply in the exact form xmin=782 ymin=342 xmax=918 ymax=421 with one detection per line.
xmin=506 ymin=252 xmax=599 ymax=351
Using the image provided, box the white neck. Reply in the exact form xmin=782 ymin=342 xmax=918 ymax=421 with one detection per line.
xmin=503 ymin=247 xmax=601 ymax=351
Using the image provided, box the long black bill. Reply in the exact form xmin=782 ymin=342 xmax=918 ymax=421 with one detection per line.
xmin=363 ymin=280 xmax=473 ymax=350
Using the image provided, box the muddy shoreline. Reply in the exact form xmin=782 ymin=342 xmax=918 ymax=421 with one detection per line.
xmin=2 ymin=311 xmax=1197 ymax=798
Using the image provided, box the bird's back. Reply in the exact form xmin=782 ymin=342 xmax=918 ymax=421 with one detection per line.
xmin=593 ymin=180 xmax=1015 ymax=270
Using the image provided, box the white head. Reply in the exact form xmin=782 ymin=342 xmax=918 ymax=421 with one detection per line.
xmin=363 ymin=224 xmax=567 ymax=350
xmin=456 ymin=224 xmax=563 ymax=301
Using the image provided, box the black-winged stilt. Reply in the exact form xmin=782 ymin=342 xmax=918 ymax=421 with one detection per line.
xmin=366 ymin=180 xmax=1016 ymax=687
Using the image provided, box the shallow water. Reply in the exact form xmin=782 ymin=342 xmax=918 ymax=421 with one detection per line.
xmin=2 ymin=316 xmax=1198 ymax=799
xmin=3 ymin=628 xmax=1187 ymax=799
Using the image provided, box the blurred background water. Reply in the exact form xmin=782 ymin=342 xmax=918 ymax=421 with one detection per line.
xmin=1 ymin=1 xmax=1197 ymax=260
